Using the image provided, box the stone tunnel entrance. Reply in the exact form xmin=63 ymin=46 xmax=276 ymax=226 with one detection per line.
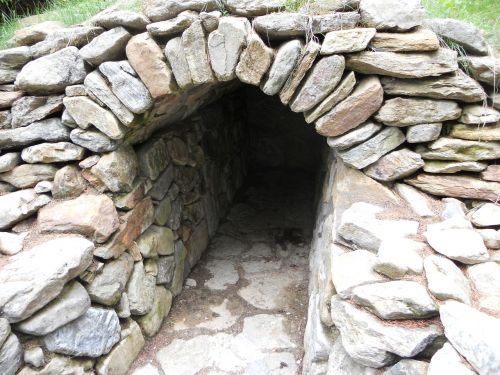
xmin=129 ymin=85 xmax=327 ymax=374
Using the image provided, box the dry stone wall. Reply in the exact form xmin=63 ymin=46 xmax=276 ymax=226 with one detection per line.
xmin=0 ymin=0 xmax=499 ymax=374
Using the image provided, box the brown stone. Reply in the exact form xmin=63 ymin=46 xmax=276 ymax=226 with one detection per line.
xmin=235 ymin=32 xmax=274 ymax=87
xmin=369 ymin=28 xmax=440 ymax=52
xmin=114 ymin=178 xmax=151 ymax=211
xmin=481 ymin=165 xmax=500 ymax=182
xmin=94 ymin=198 xmax=154 ymax=259
xmin=0 ymin=91 xmax=23 ymax=110
xmin=38 ymin=194 xmax=119 ymax=243
xmin=52 ymin=165 xmax=87 ymax=199
xmin=406 ymin=174 xmax=500 ymax=202
xmin=364 ymin=148 xmax=424 ymax=182
xmin=315 ymin=76 xmax=383 ymax=137
xmin=126 ymin=33 xmax=177 ymax=98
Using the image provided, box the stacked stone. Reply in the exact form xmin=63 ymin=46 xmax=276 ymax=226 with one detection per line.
xmin=0 ymin=0 xmax=498 ymax=374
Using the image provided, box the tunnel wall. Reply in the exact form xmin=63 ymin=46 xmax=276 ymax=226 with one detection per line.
xmin=0 ymin=0 xmax=499 ymax=374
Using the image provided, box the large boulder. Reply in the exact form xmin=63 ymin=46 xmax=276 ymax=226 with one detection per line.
xmin=15 ymin=47 xmax=87 ymax=94
xmin=0 ymin=237 xmax=94 ymax=322
xmin=38 ymin=194 xmax=120 ymax=243
xmin=43 ymin=307 xmax=121 ymax=357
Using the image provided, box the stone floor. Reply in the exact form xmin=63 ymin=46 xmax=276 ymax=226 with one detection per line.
xmin=128 ymin=169 xmax=316 ymax=375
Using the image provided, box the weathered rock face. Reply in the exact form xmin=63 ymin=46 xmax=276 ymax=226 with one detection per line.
xmin=467 ymin=262 xmax=500 ymax=314
xmin=143 ymin=0 xmax=218 ymax=22
xmin=428 ymin=342 xmax=476 ymax=375
xmin=136 ymin=286 xmax=172 ymax=336
xmin=208 ymin=17 xmax=249 ymax=82
xmin=38 ymin=194 xmax=119 ymax=243
xmin=21 ymin=142 xmax=85 ymax=163
xmin=43 ymin=307 xmax=121 ymax=357
xmin=321 ymin=28 xmax=376 ymax=54
xmin=364 ymin=148 xmax=424 ymax=182
xmin=315 ymin=76 xmax=383 ymax=137
xmin=461 ymin=56 xmax=499 ymax=87
xmin=369 ymin=28 xmax=440 ymax=52
xmin=327 ymin=121 xmax=380 ymax=150
xmin=91 ymin=145 xmax=138 ymax=193
xmin=0 ymin=237 xmax=93 ymax=322
xmin=359 ymin=0 xmax=425 ymax=31
xmin=91 ymin=7 xmax=150 ymax=30
xmin=182 ymin=21 xmax=215 ymax=85
xmin=126 ymin=33 xmax=176 ymax=98
xmin=80 ymin=27 xmax=131 ymax=66
xmin=416 ymin=137 xmax=500 ymax=162
xmin=0 ymin=153 xmax=22 ymax=173
xmin=0 ymin=163 xmax=57 ymax=188
xmin=11 ymin=95 xmax=64 ymax=128
xmin=0 ymin=189 xmax=51 ymax=229
xmin=126 ymin=261 xmax=156 ymax=316
xmin=0 ymin=333 xmax=23 ymax=375
xmin=165 ymin=37 xmax=193 ymax=89
xmin=346 ymin=49 xmax=458 ymax=78
xmin=236 ymin=32 xmax=273 ymax=86
xmin=15 ymin=47 xmax=87 ymax=94
xmin=147 ymin=10 xmax=198 ymax=37
xmin=262 ymin=40 xmax=303 ymax=96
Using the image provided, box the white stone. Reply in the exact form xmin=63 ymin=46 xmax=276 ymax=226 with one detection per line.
xmin=467 ymin=262 xmax=500 ymax=314
xmin=395 ymin=183 xmax=435 ymax=218
xmin=204 ymin=259 xmax=239 ymax=290
xmin=327 ymin=121 xmax=380 ymax=151
xmin=471 ymin=203 xmax=500 ymax=228
xmin=359 ymin=0 xmax=424 ymax=31
xmin=424 ymin=255 xmax=471 ymax=304
xmin=0 ymin=232 xmax=24 ymax=255
xmin=374 ymin=237 xmax=424 ymax=278
xmin=428 ymin=343 xmax=476 ymax=375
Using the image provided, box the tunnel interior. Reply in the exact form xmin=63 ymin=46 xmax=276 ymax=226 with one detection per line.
xmin=128 ymin=85 xmax=328 ymax=372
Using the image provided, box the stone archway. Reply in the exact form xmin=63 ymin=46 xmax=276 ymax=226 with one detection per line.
xmin=0 ymin=0 xmax=499 ymax=374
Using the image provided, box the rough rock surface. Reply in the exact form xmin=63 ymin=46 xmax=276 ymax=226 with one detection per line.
xmin=182 ymin=21 xmax=215 ymax=85
xmin=0 ymin=237 xmax=93 ymax=322
xmin=321 ymin=28 xmax=376 ymax=54
xmin=79 ymin=27 xmax=131 ymax=66
xmin=235 ymin=32 xmax=273 ymax=86
xmin=0 ymin=189 xmax=50 ymax=229
xmin=364 ymin=148 xmax=424 ymax=182
xmin=359 ymin=0 xmax=425 ymax=31
xmin=11 ymin=95 xmax=64 ymax=128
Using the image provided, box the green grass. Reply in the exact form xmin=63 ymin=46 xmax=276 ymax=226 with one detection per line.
xmin=0 ymin=0 xmax=140 ymax=48
xmin=422 ymin=0 xmax=499 ymax=50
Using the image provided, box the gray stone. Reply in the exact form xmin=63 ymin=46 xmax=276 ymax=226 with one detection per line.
xmin=1 ymin=319 xmax=11 ymax=348
xmin=461 ymin=56 xmax=499 ymax=87
xmin=222 ymin=0 xmax=285 ymax=16
xmin=15 ymin=47 xmax=87 ymax=94
xmin=14 ymin=21 xmax=63 ymax=46
xmin=279 ymin=41 xmax=320 ymax=105
xmin=381 ymin=71 xmax=486 ymax=103
xmin=346 ymin=48 xmax=458 ymax=78
xmin=253 ymin=12 xmax=309 ymax=38
xmin=352 ymin=280 xmax=438 ymax=319
xmin=43 ymin=307 xmax=120 ymax=357
xmin=0 ymin=189 xmax=50 ymax=230
xmin=331 ymin=249 xmax=385 ymax=298
xmin=0 ymin=46 xmax=31 ymax=70
xmin=481 ymin=165 xmax=500 ymax=182
xmin=375 ymin=98 xmax=461 ymax=126
xmin=359 ymin=0 xmax=424 ymax=31
xmin=84 ymin=70 xmax=135 ymax=126
xmin=440 ymin=301 xmax=500 ymax=375
xmin=165 ymin=37 xmax=193 ymax=89
xmin=395 ymin=183 xmax=435 ymax=218
xmin=149 ymin=164 xmax=174 ymax=200
xmin=200 ymin=10 xmax=221 ymax=32
xmin=23 ymin=347 xmax=44 ymax=368
xmin=0 ymin=68 xmax=19 ymax=85
xmin=126 ymin=32 xmax=177 ymax=99
xmin=70 ymin=128 xmax=119 ymax=153
xmin=29 ymin=26 xmax=104 ymax=59
xmin=425 ymin=228 xmax=489 ymax=264
xmin=290 ymin=55 xmax=345 ymax=112
xmin=169 ymin=240 xmax=187 ymax=296
xmin=0 ymin=152 xmax=20 ymax=173
xmin=423 ymin=160 xmax=488 ymax=174
xmin=304 ymin=71 xmax=356 ymax=123
xmin=0 ymin=334 xmax=23 ymax=375
xmin=321 ymin=28 xmax=376 ymax=54
xmin=11 ymin=95 xmax=63 ymax=128
xmin=331 ymin=296 xmax=441 ymax=368
xmin=327 ymin=121 xmax=380 ymax=150
xmin=261 ymin=39 xmax=303 ymax=96
xmin=182 ymin=21 xmax=215 ymax=85
xmin=426 ymin=18 xmax=488 ymax=55
xmin=65 ymin=84 xmax=86 ymax=96
xmin=34 ymin=180 xmax=53 ymax=194
xmin=315 ymin=76 xmax=383 ymax=137
xmin=370 ymin=27 xmax=440 ymax=52
xmin=311 ymin=12 xmax=360 ymax=34
xmin=384 ymin=360 xmax=428 ymax=375
xmin=448 ymin=122 xmax=500 ymax=142
xmin=375 ymin=237 xmax=424 ymax=278
xmin=147 ymin=10 xmax=198 ymax=37
xmin=208 ymin=17 xmax=250 ymax=82
xmin=91 ymin=7 xmax=151 ymax=30
xmin=0 ymin=236 xmax=93 ymax=322
xmin=416 ymin=137 xmax=500 ymax=162
xmin=137 ymin=286 xmax=172 ymax=337
xmin=467 ymin=262 xmax=500 ymax=314
xmin=15 ymin=281 xmax=90 ymax=336
xmin=157 ymin=256 xmax=175 ymax=284
xmin=327 ymin=336 xmax=376 ymax=375
xmin=364 ymin=148 xmax=424 ymax=182
xmin=87 ymin=253 xmax=134 ymax=306
xmin=21 ymin=142 xmax=85 ymax=163
xmin=406 ymin=123 xmax=442 ymax=143
xmin=471 ymin=203 xmax=500 ymax=227
xmin=99 ymin=61 xmax=154 ymax=114
xmin=95 ymin=319 xmax=145 ymax=375
xmin=428 ymin=343 xmax=476 ymax=375
xmin=80 ymin=27 xmax=131 ymax=66
xmin=38 ymin=194 xmax=120 ymax=243
xmin=137 ymin=138 xmax=169 ymax=180
xmin=126 ymin=261 xmax=156 ymax=315
xmin=478 ymin=229 xmax=500 ymax=250
xmin=64 ymin=96 xmax=125 ymax=140
xmin=52 ymin=165 xmax=87 ymax=199
xmin=0 ymin=164 xmax=57 ymax=188
xmin=0 ymin=110 xmax=11 ymax=128
xmin=17 ymin=354 xmax=94 ymax=375
xmin=0 ymin=232 xmax=24 ymax=255
xmin=0 ymin=91 xmax=23 ymax=110
xmin=143 ymin=0 xmax=218 ymax=22
xmin=338 ymin=127 xmax=406 ymax=169
xmin=460 ymin=105 xmax=500 ymax=125
xmin=136 ymin=225 xmax=174 ymax=258
xmin=91 ymin=145 xmax=138 ymax=193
